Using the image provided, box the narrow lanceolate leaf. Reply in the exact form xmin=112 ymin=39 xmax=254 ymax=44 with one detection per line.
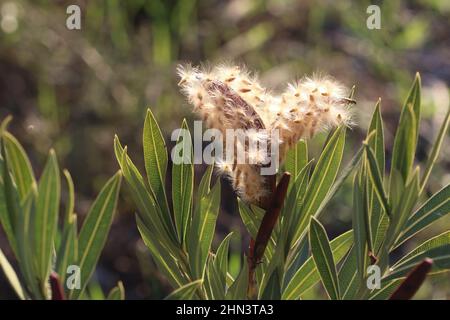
xmin=172 ymin=119 xmax=194 ymax=243
xmin=309 ymin=217 xmax=340 ymax=300
xmin=369 ymin=279 xmax=403 ymax=300
xmin=143 ymin=108 xmax=170 ymax=216
xmin=385 ymin=169 xmax=420 ymax=250
xmin=0 ymin=153 xmax=18 ymax=255
xmin=284 ymin=161 xmax=312 ymax=249
xmin=0 ymin=248 xmax=26 ymax=299
xmin=368 ymin=100 xmax=386 ymax=174
xmin=55 ymin=214 xmax=78 ymax=285
xmin=34 ymin=149 xmax=60 ymax=283
xmin=63 ymin=169 xmax=75 ymax=227
xmin=291 ymin=126 xmax=346 ymax=247
xmin=188 ymin=181 xmax=221 ymax=279
xmin=114 ymin=137 xmax=178 ymax=249
xmin=107 ymin=281 xmax=125 ymax=300
xmin=17 ymin=186 xmax=42 ymax=298
xmin=384 ymin=244 xmax=450 ymax=281
xmin=420 ymin=108 xmax=450 ymax=193
xmin=2 ymin=132 xmax=36 ymax=200
xmin=284 ymin=139 xmax=308 ymax=187
xmin=136 ymin=215 xmax=187 ymax=288
xmin=214 ymin=232 xmax=234 ymax=277
xmin=352 ymin=172 xmax=369 ymax=281
xmin=315 ymin=145 xmax=364 ymax=220
xmin=338 ymin=247 xmax=360 ymax=300
xmin=238 ymin=200 xmax=274 ymax=261
xmin=206 ymin=258 xmax=226 ymax=299
xmin=364 ymin=144 xmax=391 ymax=217
xmin=226 ymin=259 xmax=248 ymax=300
xmin=282 ymin=230 xmax=353 ymax=300
xmin=261 ymin=270 xmax=281 ymax=299
xmin=197 ymin=164 xmax=214 ymax=203
xmin=208 ymin=233 xmax=234 ymax=299
xmin=393 ymin=231 xmax=450 ymax=270
xmin=165 ymin=280 xmax=202 ymax=300
xmin=389 ymin=74 xmax=421 ymax=202
xmin=395 ymin=184 xmax=450 ymax=248
xmin=367 ymin=101 xmax=387 ymax=250
xmin=71 ymin=171 xmax=122 ymax=298
xmin=2 ymin=144 xmax=40 ymax=298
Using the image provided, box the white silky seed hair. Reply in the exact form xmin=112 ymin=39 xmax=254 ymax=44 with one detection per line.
xmin=177 ymin=63 xmax=354 ymax=204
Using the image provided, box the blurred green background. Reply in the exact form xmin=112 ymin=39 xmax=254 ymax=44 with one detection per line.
xmin=0 ymin=0 xmax=449 ymax=299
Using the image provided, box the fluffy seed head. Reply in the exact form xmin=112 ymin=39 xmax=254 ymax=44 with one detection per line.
xmin=177 ymin=64 xmax=354 ymax=205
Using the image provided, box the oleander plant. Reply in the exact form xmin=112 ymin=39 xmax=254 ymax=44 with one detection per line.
xmin=0 ymin=73 xmax=449 ymax=300
xmin=113 ymin=73 xmax=450 ymax=300
xmin=0 ymin=117 xmax=123 ymax=300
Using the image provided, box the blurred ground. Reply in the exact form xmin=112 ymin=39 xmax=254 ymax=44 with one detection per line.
xmin=0 ymin=0 xmax=449 ymax=299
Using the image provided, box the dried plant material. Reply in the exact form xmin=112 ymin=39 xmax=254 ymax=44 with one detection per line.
xmin=178 ymin=63 xmax=354 ymax=204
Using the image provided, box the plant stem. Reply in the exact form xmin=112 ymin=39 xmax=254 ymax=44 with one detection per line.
xmin=247 ymin=172 xmax=290 ymax=299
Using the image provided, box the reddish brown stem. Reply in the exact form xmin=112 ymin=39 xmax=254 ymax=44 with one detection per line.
xmin=247 ymin=172 xmax=291 ymax=299
xmin=49 ymin=272 xmax=65 ymax=300
xmin=389 ymin=258 xmax=433 ymax=300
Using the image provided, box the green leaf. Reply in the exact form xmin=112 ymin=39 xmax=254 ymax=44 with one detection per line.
xmin=2 ymin=132 xmax=36 ymax=200
xmin=114 ymin=136 xmax=178 ymax=246
xmin=283 ymin=231 xmax=353 ymax=300
xmin=0 ymin=248 xmax=26 ymax=299
xmin=238 ymin=200 xmax=274 ymax=261
xmin=188 ymin=181 xmax=221 ymax=279
xmin=143 ymin=108 xmax=170 ymax=217
xmin=107 ymin=281 xmax=125 ymax=300
xmin=367 ymin=100 xmax=386 ymax=174
xmin=384 ymin=244 xmax=450 ymax=281
xmin=165 ymin=280 xmax=202 ymax=300
xmin=0 ymin=152 xmax=18 ymax=256
xmin=205 ymin=258 xmax=225 ymax=299
xmin=364 ymin=144 xmax=391 ymax=217
xmin=369 ymin=279 xmax=403 ymax=300
xmin=309 ymin=217 xmax=341 ymax=300
xmin=71 ymin=171 xmax=122 ymax=298
xmin=197 ymin=164 xmax=214 ymax=203
xmin=393 ymin=231 xmax=450 ymax=269
xmin=290 ymin=126 xmax=346 ymax=247
xmin=338 ymin=247 xmax=360 ymax=300
xmin=62 ymin=169 xmax=75 ymax=227
xmin=352 ymin=172 xmax=369 ymax=280
xmin=1 ymin=142 xmax=41 ymax=298
xmin=226 ymin=259 xmax=248 ymax=300
xmin=34 ymin=149 xmax=60 ymax=283
xmin=389 ymin=74 xmax=421 ymax=203
xmin=238 ymin=199 xmax=263 ymax=239
xmin=395 ymin=184 xmax=450 ymax=248
xmin=260 ymin=270 xmax=281 ymax=299
xmin=55 ymin=214 xmax=78 ymax=285
xmin=214 ymin=232 xmax=233 ymax=277
xmin=284 ymin=139 xmax=308 ymax=186
xmin=136 ymin=214 xmax=187 ymax=287
xmin=17 ymin=186 xmax=42 ymax=298
xmin=420 ymin=108 xmax=449 ymax=192
xmin=172 ymin=119 xmax=194 ymax=243
xmin=284 ymin=161 xmax=312 ymax=249
xmin=367 ymin=101 xmax=387 ymax=251
xmin=385 ymin=168 xmax=420 ymax=250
